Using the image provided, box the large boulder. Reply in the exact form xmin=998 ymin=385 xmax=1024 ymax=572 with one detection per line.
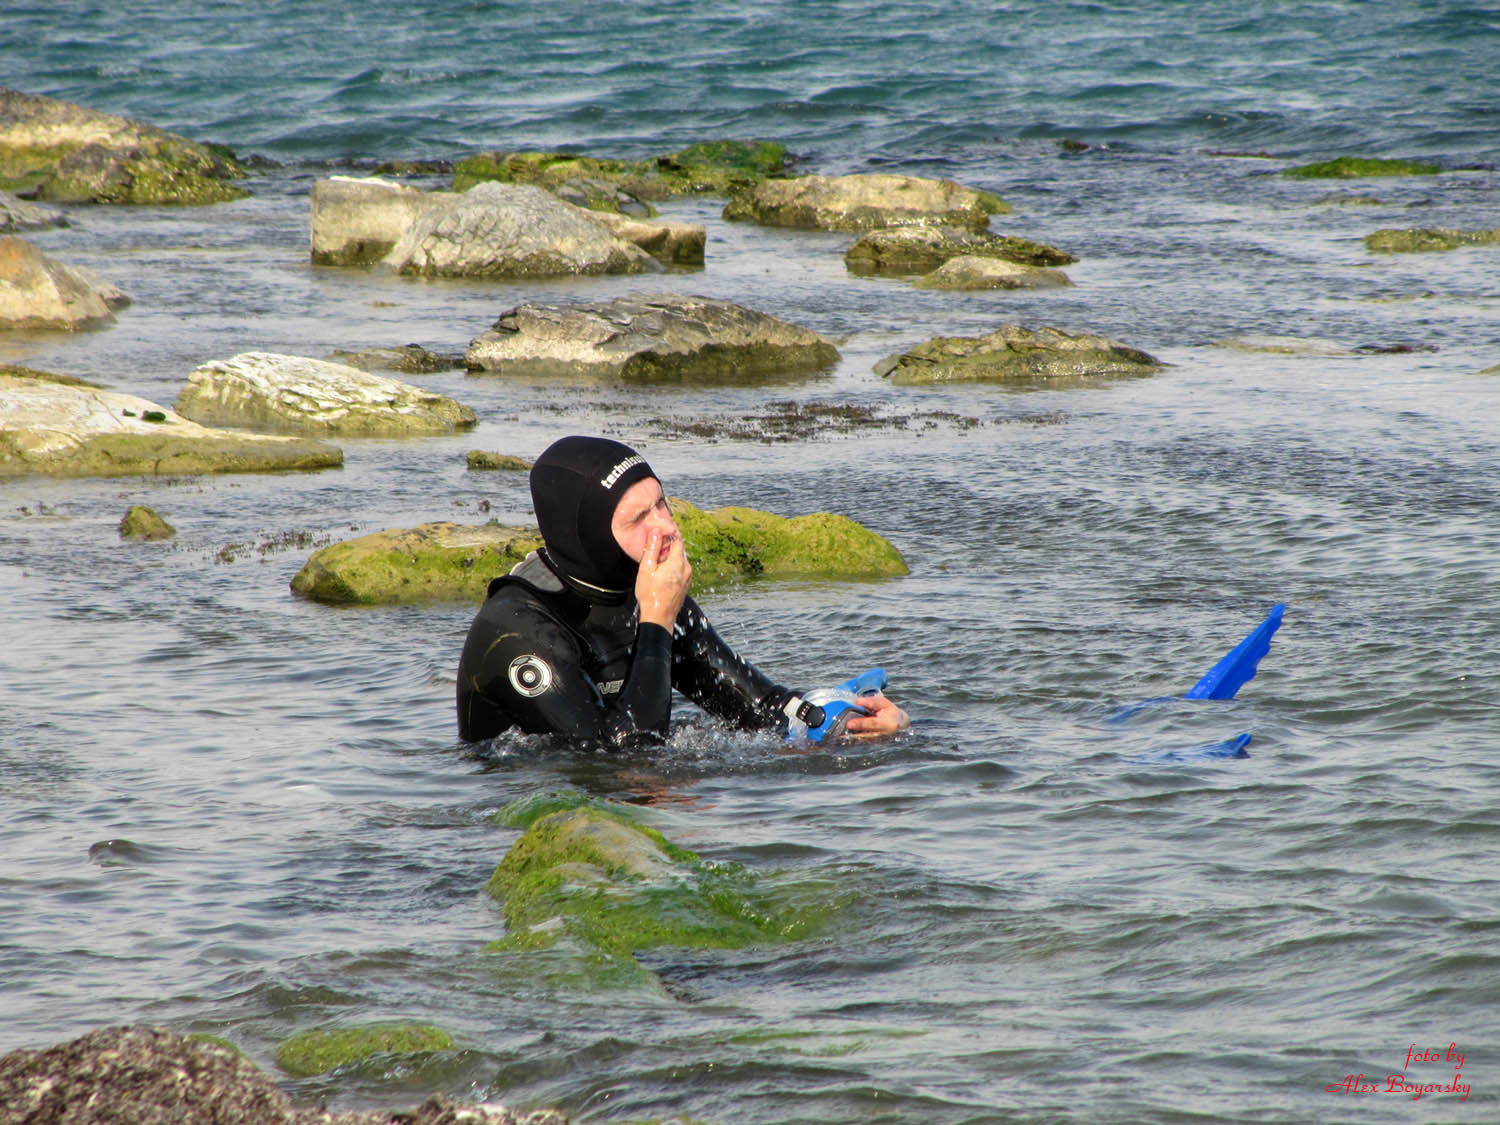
xmin=309 ymin=176 xmax=438 ymax=266
xmin=0 ymin=236 xmax=121 ymax=330
xmin=0 ymin=188 xmax=67 ymax=232
xmin=912 ymin=255 xmax=1072 ymax=290
xmin=875 ymin=324 xmax=1162 ymax=386
xmin=464 ymin=293 xmax=838 ymax=381
xmin=176 ymin=351 xmax=476 ymax=436
xmin=0 ymin=86 xmax=247 ymax=204
xmin=290 ymin=499 xmax=906 ymax=605
xmin=1364 ymin=227 xmax=1500 ymax=253
xmin=0 ymin=370 xmax=342 ymax=477
xmin=845 ymin=224 xmax=1075 ymax=276
xmin=0 ymin=1024 xmax=566 ymax=1125
xmin=723 ymin=172 xmax=1008 ymax=232
xmin=382 ymin=181 xmax=657 ymax=278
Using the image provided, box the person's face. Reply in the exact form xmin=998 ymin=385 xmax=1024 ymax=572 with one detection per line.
xmin=610 ymin=476 xmax=680 ymax=564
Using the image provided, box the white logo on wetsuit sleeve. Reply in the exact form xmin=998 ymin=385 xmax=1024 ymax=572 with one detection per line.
xmin=508 ymin=654 xmax=554 ymax=697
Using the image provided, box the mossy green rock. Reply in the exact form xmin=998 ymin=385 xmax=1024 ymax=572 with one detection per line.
xmin=119 ymin=504 xmax=175 ymax=541
xmin=486 ymin=805 xmax=842 ymax=969
xmin=846 ymin=225 xmax=1075 ymax=276
xmin=1364 ymin=227 xmax=1500 ymax=253
xmin=273 ymin=1024 xmax=452 ymax=1078
xmin=1 ymin=87 xmax=247 ymax=204
xmin=452 ymin=140 xmax=787 ymax=199
xmin=876 ymin=324 xmax=1162 ymax=386
xmin=289 ymin=501 xmax=906 ymax=605
xmin=466 ymin=450 xmax=531 ymax=471
xmin=1281 ymin=156 xmax=1440 ymax=179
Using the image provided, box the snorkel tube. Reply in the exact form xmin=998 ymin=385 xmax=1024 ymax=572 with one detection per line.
xmin=785 ymin=668 xmax=889 ymax=743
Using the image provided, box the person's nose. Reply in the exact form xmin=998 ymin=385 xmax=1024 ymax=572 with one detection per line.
xmin=648 ymin=505 xmax=679 ymax=539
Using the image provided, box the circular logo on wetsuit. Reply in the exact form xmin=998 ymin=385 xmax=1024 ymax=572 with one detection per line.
xmin=508 ymin=654 xmax=553 ymax=697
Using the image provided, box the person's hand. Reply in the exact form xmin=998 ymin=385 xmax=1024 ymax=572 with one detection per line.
xmin=635 ymin=527 xmax=691 ymax=629
xmin=842 ymin=692 xmax=910 ymax=737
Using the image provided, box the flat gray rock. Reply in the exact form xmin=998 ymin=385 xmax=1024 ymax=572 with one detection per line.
xmin=176 ymin=351 xmax=477 ymax=436
xmin=465 ymin=293 xmax=839 ymax=381
xmin=875 ymin=324 xmax=1161 ymax=385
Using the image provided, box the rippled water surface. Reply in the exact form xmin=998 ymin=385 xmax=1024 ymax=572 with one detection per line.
xmin=3 ymin=2 xmax=1500 ymax=1122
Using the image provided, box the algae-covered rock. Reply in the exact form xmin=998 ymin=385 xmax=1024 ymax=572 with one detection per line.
xmin=467 ymin=450 xmax=531 ymax=471
xmin=486 ymin=804 xmax=843 ymax=970
xmin=669 ymin=497 xmax=908 ymax=584
xmin=290 ymin=500 xmax=905 ymax=605
xmin=0 ymin=86 xmax=247 ymax=204
xmin=875 ymin=325 xmax=1162 ymax=386
xmin=451 ymin=140 xmax=788 ymax=199
xmin=176 ymin=351 xmax=476 ymax=437
xmin=1281 ymin=156 xmax=1440 ymax=179
xmin=1364 ymin=227 xmax=1500 ymax=253
xmin=290 ymin=522 xmax=541 ymax=605
xmin=724 ymin=172 xmax=1008 ymax=232
xmin=273 ymin=1024 xmax=452 ymax=1078
xmin=465 ymin=293 xmax=838 ymax=382
xmin=845 ymin=224 xmax=1075 ymax=276
xmin=382 ymin=181 xmax=656 ymax=278
xmin=912 ymin=255 xmax=1071 ymax=291
xmin=1212 ymin=334 xmax=1354 ymax=356
xmin=0 ymin=236 xmax=120 ymax=331
xmin=120 ymin=505 xmax=175 ymax=541
xmin=0 ymin=375 xmax=343 ymax=478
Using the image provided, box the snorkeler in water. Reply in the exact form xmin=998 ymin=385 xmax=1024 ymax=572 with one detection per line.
xmin=455 ymin=435 xmax=909 ymax=748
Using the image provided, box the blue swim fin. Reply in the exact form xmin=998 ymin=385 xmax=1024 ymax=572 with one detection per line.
xmin=1183 ymin=604 xmax=1285 ymax=701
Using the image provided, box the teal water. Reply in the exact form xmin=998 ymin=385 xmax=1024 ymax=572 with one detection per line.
xmin=3 ymin=2 xmax=1500 ymax=1122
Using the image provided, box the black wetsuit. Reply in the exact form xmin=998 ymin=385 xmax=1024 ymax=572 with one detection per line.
xmin=456 ymin=552 xmax=796 ymax=747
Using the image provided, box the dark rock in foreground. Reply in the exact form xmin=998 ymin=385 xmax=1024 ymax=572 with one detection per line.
xmin=875 ymin=325 xmax=1162 ymax=386
xmin=0 ymin=1025 xmax=567 ymax=1125
xmin=465 ymin=294 xmax=839 ymax=382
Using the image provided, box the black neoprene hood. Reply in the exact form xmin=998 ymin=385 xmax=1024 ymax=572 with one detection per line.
xmin=530 ymin=435 xmax=659 ymax=594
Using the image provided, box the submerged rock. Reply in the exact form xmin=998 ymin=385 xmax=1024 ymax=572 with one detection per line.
xmin=0 ymin=188 xmax=67 ymax=232
xmin=273 ymin=1024 xmax=452 ymax=1078
xmin=1364 ymin=227 xmax=1500 ymax=253
xmin=119 ymin=504 xmax=175 ymax=541
xmin=1281 ymin=156 xmax=1441 ymax=179
xmin=176 ymin=351 xmax=476 ymax=437
xmin=845 ymin=224 xmax=1075 ymax=276
xmin=486 ymin=801 xmax=847 ymax=986
xmin=290 ymin=500 xmax=905 ymax=604
xmin=875 ymin=325 xmax=1162 ymax=386
xmin=382 ymin=181 xmax=656 ymax=278
xmin=323 ymin=343 xmax=464 ymax=373
xmin=912 ymin=255 xmax=1072 ymax=290
xmin=724 ymin=172 xmax=1008 ymax=232
xmin=467 ymin=450 xmax=532 ymax=471
xmin=0 ymin=1024 xmax=566 ymax=1125
xmin=0 ymin=373 xmax=343 ymax=478
xmin=0 ymin=86 xmax=247 ymax=204
xmin=0 ymin=236 xmax=121 ymax=331
xmin=1213 ymin=334 xmax=1355 ymax=356
xmin=464 ymin=293 xmax=838 ymax=382
xmin=451 ymin=139 xmax=789 ymax=199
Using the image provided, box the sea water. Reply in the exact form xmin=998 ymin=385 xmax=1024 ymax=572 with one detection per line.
xmin=2 ymin=2 xmax=1499 ymax=1122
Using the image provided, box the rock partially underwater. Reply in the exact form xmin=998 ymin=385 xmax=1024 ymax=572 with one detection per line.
xmin=485 ymin=797 xmax=849 ymax=988
xmin=0 ymin=1024 xmax=566 ymax=1125
xmin=0 ymin=86 xmax=247 ymax=204
xmin=725 ymin=172 xmax=1008 ymax=232
xmin=0 ymin=371 xmax=343 ymax=478
xmin=1280 ymin=156 xmax=1441 ymax=179
xmin=289 ymin=499 xmax=906 ymax=605
xmin=1364 ymin=227 xmax=1500 ymax=253
xmin=176 ymin=351 xmax=476 ymax=437
xmin=464 ymin=293 xmax=838 ymax=382
xmin=273 ymin=1023 xmax=453 ymax=1079
xmin=912 ymin=255 xmax=1072 ymax=291
xmin=451 ymin=139 xmax=790 ymax=200
xmin=845 ymin=224 xmax=1075 ymax=276
xmin=0 ymin=235 xmax=125 ymax=331
xmin=875 ymin=325 xmax=1162 ymax=386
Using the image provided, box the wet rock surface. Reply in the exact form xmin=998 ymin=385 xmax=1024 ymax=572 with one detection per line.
xmin=0 ymin=371 xmax=343 ymax=477
xmin=0 ymin=236 xmax=121 ymax=331
xmin=0 ymin=1025 xmax=568 ymax=1125
xmin=845 ymin=224 xmax=1075 ymax=275
xmin=912 ymin=255 xmax=1072 ymax=290
xmin=1364 ymin=226 xmax=1500 ymax=253
xmin=176 ymin=351 xmax=476 ymax=437
xmin=464 ymin=293 xmax=838 ymax=382
xmin=724 ymin=172 xmax=1008 ymax=231
xmin=875 ymin=324 xmax=1162 ymax=386
xmin=0 ymin=188 xmax=67 ymax=232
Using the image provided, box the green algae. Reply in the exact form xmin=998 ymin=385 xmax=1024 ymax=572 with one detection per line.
xmin=1282 ymin=157 xmax=1440 ymax=179
xmin=671 ymin=499 xmax=908 ymax=585
xmin=1364 ymin=227 xmax=1500 ymax=253
xmin=484 ymin=806 xmax=849 ymax=985
xmin=451 ymin=140 xmax=787 ymax=200
xmin=273 ymin=1023 xmax=453 ymax=1078
xmin=0 ymin=431 xmax=344 ymax=479
xmin=466 ymin=450 xmax=532 ymax=471
xmin=119 ymin=504 xmax=175 ymax=541
xmin=490 ymin=788 xmax=649 ymax=830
